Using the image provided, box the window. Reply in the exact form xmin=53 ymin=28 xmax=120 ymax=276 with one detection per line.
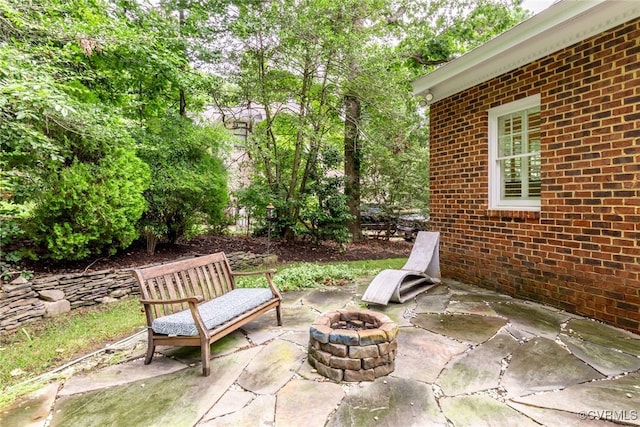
xmin=488 ymin=95 xmax=541 ymax=210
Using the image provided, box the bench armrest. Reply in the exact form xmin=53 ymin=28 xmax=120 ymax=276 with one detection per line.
xmin=231 ymin=269 xmax=281 ymax=300
xmin=232 ymin=269 xmax=277 ymax=277
xmin=139 ymin=295 xmax=209 ymax=337
xmin=139 ymin=295 xmax=204 ymax=305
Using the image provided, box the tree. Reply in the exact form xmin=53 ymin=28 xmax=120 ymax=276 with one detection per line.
xmin=0 ymin=0 xmax=230 ymax=261
xmin=136 ymin=114 xmax=229 ymax=253
xmin=342 ymin=0 xmax=530 ymax=240
xmin=0 ymin=2 xmax=151 ymax=260
xmin=209 ymin=0 xmax=528 ymax=242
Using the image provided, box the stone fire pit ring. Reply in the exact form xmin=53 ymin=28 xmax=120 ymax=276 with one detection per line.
xmin=308 ymin=309 xmax=398 ymax=382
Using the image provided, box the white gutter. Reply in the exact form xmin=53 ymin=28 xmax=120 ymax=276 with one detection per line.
xmin=412 ymin=0 xmax=640 ymax=103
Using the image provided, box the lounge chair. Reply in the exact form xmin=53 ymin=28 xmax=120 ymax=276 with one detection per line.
xmin=362 ymin=231 xmax=441 ymax=305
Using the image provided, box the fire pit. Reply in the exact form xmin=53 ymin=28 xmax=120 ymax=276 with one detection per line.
xmin=308 ymin=309 xmax=398 ymax=382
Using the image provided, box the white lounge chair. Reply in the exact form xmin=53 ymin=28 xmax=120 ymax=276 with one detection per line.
xmin=362 ymin=231 xmax=441 ymax=305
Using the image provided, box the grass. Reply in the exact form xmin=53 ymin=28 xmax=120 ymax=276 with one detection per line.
xmin=0 ymin=257 xmax=406 ymax=408
xmin=0 ymin=297 xmax=145 ymax=406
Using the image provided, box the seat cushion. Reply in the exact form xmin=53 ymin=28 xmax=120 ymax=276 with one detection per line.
xmin=151 ymin=288 xmax=274 ymax=336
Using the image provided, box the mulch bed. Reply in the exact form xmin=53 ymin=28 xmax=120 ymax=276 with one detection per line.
xmin=23 ymin=234 xmax=413 ymax=276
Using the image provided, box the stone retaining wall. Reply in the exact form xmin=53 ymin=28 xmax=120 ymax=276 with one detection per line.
xmin=0 ymin=252 xmax=276 ymax=335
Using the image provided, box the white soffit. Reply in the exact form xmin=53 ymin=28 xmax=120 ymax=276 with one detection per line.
xmin=412 ymin=0 xmax=640 ymax=102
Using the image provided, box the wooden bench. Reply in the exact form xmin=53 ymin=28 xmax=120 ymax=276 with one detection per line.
xmin=132 ymin=252 xmax=282 ymax=376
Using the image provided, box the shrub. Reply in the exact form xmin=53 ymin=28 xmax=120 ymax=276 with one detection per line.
xmin=136 ymin=115 xmax=230 ymax=250
xmin=27 ymin=149 xmax=150 ymax=260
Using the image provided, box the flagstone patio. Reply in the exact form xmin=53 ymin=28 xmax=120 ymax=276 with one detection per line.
xmin=2 ymin=278 xmax=639 ymax=426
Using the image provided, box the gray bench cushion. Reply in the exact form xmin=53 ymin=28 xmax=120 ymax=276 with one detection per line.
xmin=151 ymin=288 xmax=274 ymax=336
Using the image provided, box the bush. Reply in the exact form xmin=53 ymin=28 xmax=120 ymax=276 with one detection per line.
xmin=27 ymin=149 xmax=149 ymax=260
xmin=0 ymin=49 xmax=151 ymax=261
xmin=136 ymin=115 xmax=229 ymax=249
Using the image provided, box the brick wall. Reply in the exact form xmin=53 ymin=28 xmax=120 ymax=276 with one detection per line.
xmin=429 ymin=18 xmax=640 ymax=333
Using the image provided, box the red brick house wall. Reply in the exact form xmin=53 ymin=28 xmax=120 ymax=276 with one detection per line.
xmin=429 ymin=18 xmax=640 ymax=333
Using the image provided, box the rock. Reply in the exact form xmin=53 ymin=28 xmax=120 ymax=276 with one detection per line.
xmin=10 ymin=276 xmax=29 ymax=285
xmin=44 ymin=300 xmax=71 ymax=317
xmin=39 ymin=289 xmax=65 ymax=302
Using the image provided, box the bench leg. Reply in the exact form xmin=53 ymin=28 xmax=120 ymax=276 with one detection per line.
xmin=276 ymin=305 xmax=283 ymax=326
xmin=145 ymin=333 xmax=155 ymax=365
xmin=201 ymin=340 xmax=211 ymax=376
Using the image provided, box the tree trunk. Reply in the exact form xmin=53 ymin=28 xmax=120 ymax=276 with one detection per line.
xmin=179 ymin=9 xmax=187 ymax=117
xmin=344 ymin=92 xmax=362 ymax=242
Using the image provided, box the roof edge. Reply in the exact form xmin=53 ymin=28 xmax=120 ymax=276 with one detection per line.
xmin=412 ymin=0 xmax=640 ymax=103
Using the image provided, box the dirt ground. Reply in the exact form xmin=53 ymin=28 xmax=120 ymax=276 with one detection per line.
xmin=25 ymin=233 xmax=413 ymax=275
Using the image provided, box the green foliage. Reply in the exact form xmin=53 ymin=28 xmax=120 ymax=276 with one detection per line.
xmin=28 ymin=149 xmax=149 ymax=260
xmin=235 ymin=258 xmax=407 ymax=291
xmin=298 ymin=146 xmax=352 ymax=244
xmin=0 ymin=0 xmax=227 ymax=261
xmin=400 ymin=0 xmax=529 ymax=71
xmin=0 ymin=0 xmax=532 ymax=262
xmin=214 ymin=0 xmax=528 ymax=242
xmin=1 ymin=38 xmax=151 ymax=260
xmin=136 ymin=115 xmax=230 ymax=246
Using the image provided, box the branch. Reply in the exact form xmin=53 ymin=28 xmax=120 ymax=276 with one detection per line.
xmin=386 ymin=7 xmax=406 ymax=25
xmin=408 ymin=53 xmax=452 ymax=67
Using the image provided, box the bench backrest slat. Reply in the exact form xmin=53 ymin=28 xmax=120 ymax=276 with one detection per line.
xmin=198 ymin=265 xmax=216 ymax=301
xmin=133 ymin=253 xmax=236 ymax=318
xmin=206 ymin=264 xmax=223 ymax=296
xmin=214 ymin=260 xmax=234 ymax=293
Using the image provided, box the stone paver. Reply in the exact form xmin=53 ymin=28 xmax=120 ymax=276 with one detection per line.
xmin=560 ymin=334 xmax=640 ymax=376
xmin=276 ymin=305 xmax=320 ymax=331
xmin=512 ymin=371 xmax=640 ymax=426
xmin=0 ymin=382 xmax=60 ymax=427
xmin=198 ymin=395 xmax=275 ymax=426
xmin=490 ymin=301 xmax=571 ymax=339
xmin=279 ymin=330 xmax=310 ymax=347
xmin=440 ymin=395 xmax=540 ymax=427
xmin=50 ymin=346 xmax=261 ymax=427
xmin=276 ymin=379 xmax=345 ymax=427
xmin=410 ymin=313 xmax=507 ymax=343
xmin=502 ymin=337 xmax=604 ymax=397
xmin=327 ymin=377 xmax=448 ymax=426
xmin=393 ymin=327 xmax=468 ymax=383
xmin=368 ymin=300 xmax=416 ymax=327
xmin=507 ymin=401 xmax=623 ymax=426
xmin=446 ymin=292 xmax=512 ymax=316
xmin=437 ymin=331 xmax=519 ymax=396
xmin=565 ymin=318 xmax=640 ymax=356
xmin=413 ymin=285 xmax=451 ymax=314
xmin=201 ymin=390 xmax=254 ymax=420
xmin=302 ymin=289 xmax=354 ymax=313
xmin=236 ymin=340 xmax=305 ymax=394
xmin=4 ymin=280 xmax=640 ymax=427
xmin=59 ymin=356 xmax=186 ymax=396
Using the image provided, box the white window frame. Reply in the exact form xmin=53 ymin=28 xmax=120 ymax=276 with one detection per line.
xmin=488 ymin=94 xmax=541 ymax=211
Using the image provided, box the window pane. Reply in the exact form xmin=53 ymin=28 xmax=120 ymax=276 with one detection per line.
xmin=529 ymin=154 xmax=541 ymax=197
xmin=498 ymin=117 xmax=511 ymax=156
xmin=527 ymin=109 xmax=541 ymax=153
xmin=499 ymin=136 xmax=512 ymax=157
xmin=501 ymin=157 xmax=522 ymax=198
xmin=498 ymin=114 xmax=524 ymax=156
